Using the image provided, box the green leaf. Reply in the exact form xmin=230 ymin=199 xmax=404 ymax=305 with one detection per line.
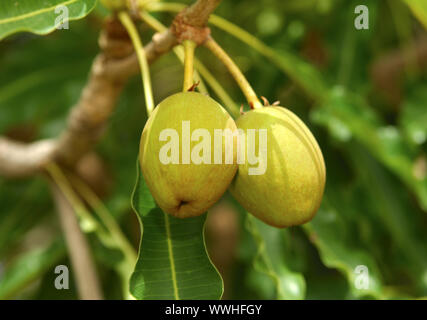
xmin=303 ymin=202 xmax=384 ymax=299
xmin=0 ymin=0 xmax=97 ymax=40
xmin=399 ymin=85 xmax=427 ymax=146
xmin=402 ymin=0 xmax=427 ymax=29
xmin=245 ymin=215 xmax=306 ymax=300
xmin=130 ymin=164 xmax=223 ymax=300
xmin=312 ymin=87 xmax=427 ymax=211
xmin=210 ymin=13 xmax=427 ymax=214
xmin=0 ymin=239 xmax=66 ymax=299
xmin=347 ymin=146 xmax=427 ymax=289
xmin=0 ymin=178 xmax=52 ymax=256
xmin=303 ymin=143 xmax=427 ymax=298
xmin=0 ymin=20 xmax=96 ymax=136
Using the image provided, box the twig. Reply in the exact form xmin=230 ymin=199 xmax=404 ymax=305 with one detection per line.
xmin=0 ymin=138 xmax=55 ymax=178
xmin=182 ymin=40 xmax=197 ymax=91
xmin=178 ymin=0 xmax=222 ymax=28
xmin=140 ymin=11 xmax=239 ymax=117
xmin=49 ymin=180 xmax=103 ymax=300
xmin=139 ymin=11 xmax=209 ymax=94
xmin=118 ymin=11 xmax=155 ymax=114
xmin=204 ymin=37 xmax=263 ymax=109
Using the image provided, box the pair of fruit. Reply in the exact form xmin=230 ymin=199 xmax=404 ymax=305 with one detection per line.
xmin=139 ymin=91 xmax=325 ymax=228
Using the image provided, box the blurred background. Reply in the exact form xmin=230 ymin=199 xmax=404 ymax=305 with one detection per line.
xmin=0 ymin=0 xmax=426 ymax=299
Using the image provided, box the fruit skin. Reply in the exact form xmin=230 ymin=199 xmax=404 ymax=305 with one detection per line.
xmin=229 ymin=106 xmax=326 ymax=228
xmin=139 ymin=92 xmax=238 ymax=218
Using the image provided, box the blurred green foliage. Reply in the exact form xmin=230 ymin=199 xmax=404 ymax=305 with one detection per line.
xmin=0 ymin=0 xmax=426 ymax=299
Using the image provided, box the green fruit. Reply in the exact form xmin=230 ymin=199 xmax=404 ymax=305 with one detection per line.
xmin=139 ymin=92 xmax=238 ymax=218
xmin=229 ymin=106 xmax=326 ymax=228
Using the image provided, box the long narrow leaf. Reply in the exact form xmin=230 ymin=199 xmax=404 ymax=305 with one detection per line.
xmin=245 ymin=215 xmax=306 ymax=300
xmin=0 ymin=239 xmax=66 ymax=299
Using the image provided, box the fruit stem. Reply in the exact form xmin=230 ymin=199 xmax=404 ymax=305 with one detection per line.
xmin=139 ymin=11 xmax=210 ymax=95
xmin=140 ymin=11 xmax=240 ymax=117
xmin=145 ymin=1 xmax=185 ymax=13
xmin=183 ymin=40 xmax=197 ymax=92
xmin=204 ymin=37 xmax=263 ymax=109
xmin=193 ymin=59 xmax=240 ymax=118
xmin=118 ymin=11 xmax=155 ymax=115
xmin=146 ymin=2 xmax=327 ymax=102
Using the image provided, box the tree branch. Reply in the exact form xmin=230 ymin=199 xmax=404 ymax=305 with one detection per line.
xmin=0 ymin=138 xmax=55 ymax=178
xmin=180 ymin=0 xmax=222 ymax=28
xmin=0 ymin=0 xmax=221 ymax=178
xmin=0 ymin=0 xmax=222 ymax=301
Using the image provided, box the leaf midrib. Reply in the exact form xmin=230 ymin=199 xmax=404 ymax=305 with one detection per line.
xmin=164 ymin=212 xmax=180 ymax=299
xmin=0 ymin=0 xmax=79 ymax=25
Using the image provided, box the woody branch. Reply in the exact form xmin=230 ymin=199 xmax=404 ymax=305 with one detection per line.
xmin=0 ymin=0 xmax=221 ymax=177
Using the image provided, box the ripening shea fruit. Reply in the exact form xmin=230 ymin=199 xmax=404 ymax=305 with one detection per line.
xmin=229 ymin=106 xmax=326 ymax=228
xmin=139 ymin=92 xmax=238 ymax=218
